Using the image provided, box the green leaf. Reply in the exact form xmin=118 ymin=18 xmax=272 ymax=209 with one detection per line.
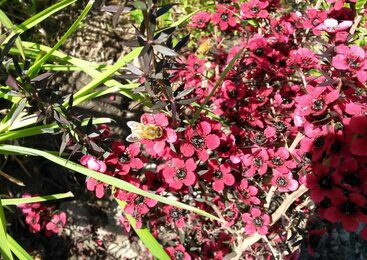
xmin=0 ymin=144 xmax=221 ymax=222
xmin=356 ymin=0 xmax=367 ymax=11
xmin=2 ymin=191 xmax=73 ymax=206
xmin=0 ymin=200 xmax=13 ymax=260
xmin=116 ymin=199 xmax=170 ymax=260
xmin=6 ymin=234 xmax=32 ymax=260
xmin=27 ymin=0 xmax=95 ymax=77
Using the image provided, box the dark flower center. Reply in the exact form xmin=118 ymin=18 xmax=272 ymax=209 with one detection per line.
xmin=193 ymin=62 xmax=201 ymax=69
xmin=276 ymin=177 xmax=287 ymax=187
xmin=255 ymin=48 xmax=264 ymax=56
xmin=197 ymin=19 xmax=204 ymax=25
xmin=317 ymin=176 xmax=332 ymax=189
xmin=282 ymin=97 xmax=292 ymax=104
xmin=221 ymin=13 xmax=228 ymax=21
xmin=341 ymin=201 xmax=357 ymax=216
xmin=176 ymin=168 xmax=187 ymax=179
xmin=174 ymin=251 xmax=184 ymax=260
xmin=251 ymin=6 xmax=260 ymax=13
xmin=241 ymin=190 xmax=250 ymax=199
xmin=314 ymin=136 xmax=326 ymax=149
xmin=302 ymin=152 xmax=312 ymax=163
xmin=319 ymin=197 xmax=331 ymax=208
xmin=134 ymin=196 xmax=145 ymax=205
xmin=253 ymin=217 xmax=263 ymax=226
xmin=119 ymin=153 xmax=130 ymax=163
xmin=348 ymin=55 xmax=361 ymax=69
xmin=330 ymin=139 xmax=342 ymax=153
xmin=170 ymin=208 xmax=183 ymax=219
xmin=312 ymin=99 xmax=325 ymax=111
xmin=214 ymin=170 xmax=223 ymax=179
xmin=274 ymin=121 xmax=286 ymax=132
xmin=343 ymin=172 xmax=360 ymax=187
xmin=254 ymin=133 xmax=267 ymax=145
xmin=272 ymin=156 xmax=283 ymax=166
xmin=254 ymin=157 xmax=263 ymax=167
xmin=228 ymin=89 xmax=238 ymax=98
xmin=191 ymin=135 xmax=205 ymax=148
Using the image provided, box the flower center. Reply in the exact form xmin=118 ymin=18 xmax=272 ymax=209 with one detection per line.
xmin=272 ymin=156 xmax=283 ymax=166
xmin=330 ymin=139 xmax=342 ymax=153
xmin=174 ymin=251 xmax=184 ymax=260
xmin=276 ymin=176 xmax=287 ymax=187
xmin=348 ymin=55 xmax=361 ymax=69
xmin=274 ymin=121 xmax=286 ymax=132
xmin=254 ymin=157 xmax=263 ymax=167
xmin=254 ymin=133 xmax=267 ymax=145
xmin=251 ymin=6 xmax=260 ymax=13
xmin=343 ymin=172 xmax=360 ymax=187
xmin=317 ymin=176 xmax=332 ymax=189
xmin=312 ymin=99 xmax=325 ymax=111
xmin=214 ymin=170 xmax=223 ymax=179
xmin=228 ymin=89 xmax=238 ymax=98
xmin=191 ymin=135 xmax=205 ymax=148
xmin=170 ymin=208 xmax=183 ymax=219
xmin=221 ymin=13 xmax=228 ymax=21
xmin=313 ymin=136 xmax=326 ymax=149
xmin=341 ymin=201 xmax=357 ymax=216
xmin=119 ymin=153 xmax=130 ymax=163
xmin=134 ymin=196 xmax=145 ymax=205
xmin=255 ymin=48 xmax=264 ymax=56
xmin=253 ymin=217 xmax=263 ymax=226
xmin=175 ymin=168 xmax=187 ymax=179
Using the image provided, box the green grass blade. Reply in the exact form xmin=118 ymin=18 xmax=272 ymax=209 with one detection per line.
xmin=116 ymin=199 xmax=170 ymax=260
xmin=28 ymin=0 xmax=95 ymax=77
xmin=2 ymin=191 xmax=73 ymax=206
xmin=6 ymin=234 xmax=32 ymax=260
xmin=0 ymin=199 xmax=13 ymax=260
xmin=0 ymin=9 xmax=25 ymax=59
xmin=0 ymin=144 xmax=221 ymax=222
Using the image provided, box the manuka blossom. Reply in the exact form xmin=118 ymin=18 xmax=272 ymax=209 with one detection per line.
xmin=80 ymin=154 xmax=108 ymax=198
xmin=345 ymin=115 xmax=367 ymax=156
xmin=45 ymin=212 xmax=67 ymax=233
xmin=288 ymin=48 xmax=319 ymax=69
xmin=242 ymin=208 xmax=271 ymax=235
xmin=205 ymin=160 xmax=235 ymax=192
xmin=271 ymin=170 xmax=299 ymax=192
xmin=242 ymin=148 xmax=269 ymax=176
xmin=116 ymin=187 xmax=157 ymax=216
xmin=332 ymin=45 xmax=367 ymax=83
xmin=166 ymin=244 xmax=191 ymax=260
xmin=190 ymin=11 xmax=211 ymax=29
xmin=163 ymin=206 xmax=185 ymax=228
xmin=180 ymin=120 xmax=220 ymax=162
xmin=240 ymin=0 xmax=269 ymax=19
xmin=25 ymin=211 xmax=41 ymax=233
xmin=268 ymin=147 xmax=297 ymax=173
xmin=105 ymin=141 xmax=144 ymax=175
xmin=211 ymin=4 xmax=238 ymax=31
xmin=162 ymin=158 xmax=197 ymax=190
xmin=17 ymin=193 xmax=41 ymax=214
xmin=315 ymin=18 xmax=352 ymax=33
xmin=236 ymin=179 xmax=260 ymax=205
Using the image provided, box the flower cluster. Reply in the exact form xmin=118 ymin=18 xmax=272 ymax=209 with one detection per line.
xmin=78 ymin=0 xmax=367 ymax=258
xmin=17 ymin=193 xmax=67 ymax=236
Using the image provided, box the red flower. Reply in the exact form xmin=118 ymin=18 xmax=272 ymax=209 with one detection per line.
xmin=162 ymin=158 xmax=197 ymax=190
xmin=332 ymin=45 xmax=367 ymax=83
xmin=116 ymin=187 xmax=157 ymax=216
xmin=86 ymin=177 xmax=106 ymax=198
xmin=45 ymin=212 xmax=67 ymax=233
xmin=80 ymin=154 xmax=107 ymax=173
xmin=105 ymin=141 xmax=144 ymax=175
xmin=180 ymin=120 xmax=220 ymax=162
xmin=211 ymin=4 xmax=238 ymax=31
xmin=25 ymin=211 xmax=41 ymax=233
xmin=236 ymin=179 xmax=260 ymax=205
xmin=166 ymin=244 xmax=191 ymax=260
xmin=315 ymin=18 xmax=352 ymax=33
xmin=242 ymin=148 xmax=269 ymax=176
xmin=271 ymin=170 xmax=299 ymax=192
xmin=17 ymin=193 xmax=41 ymax=214
xmin=345 ymin=115 xmax=367 ymax=156
xmin=240 ymin=0 xmax=269 ymax=19
xmin=324 ymin=192 xmax=367 ymax=231
xmin=288 ymin=48 xmax=319 ymax=69
xmin=190 ymin=11 xmax=211 ymax=29
xmin=205 ymin=160 xmax=235 ymax=192
xmin=163 ymin=206 xmax=185 ymax=228
xmin=242 ymin=208 xmax=271 ymax=235
xmin=268 ymin=147 xmax=297 ymax=173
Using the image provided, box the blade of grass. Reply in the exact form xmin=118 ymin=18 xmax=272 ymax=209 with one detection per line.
xmin=6 ymin=234 xmax=32 ymax=260
xmin=0 ymin=199 xmax=13 ymax=260
xmin=116 ymin=199 xmax=170 ymax=260
xmin=0 ymin=144 xmax=221 ymax=222
xmin=27 ymin=0 xmax=95 ymax=77
xmin=2 ymin=191 xmax=73 ymax=206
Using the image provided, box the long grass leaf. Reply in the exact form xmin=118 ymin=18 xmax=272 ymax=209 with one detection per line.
xmin=0 ymin=144 xmax=221 ymax=222
xmin=6 ymin=234 xmax=32 ymax=260
xmin=116 ymin=199 xmax=170 ymax=260
xmin=0 ymin=200 xmax=13 ymax=260
xmin=2 ymin=191 xmax=73 ymax=206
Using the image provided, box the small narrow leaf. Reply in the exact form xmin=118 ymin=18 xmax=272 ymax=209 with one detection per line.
xmin=152 ymin=45 xmax=177 ymax=56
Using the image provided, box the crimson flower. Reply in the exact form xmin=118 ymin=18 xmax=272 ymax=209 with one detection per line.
xmin=315 ymin=18 xmax=352 ymax=33
xmin=271 ymin=170 xmax=299 ymax=192
xmin=116 ymin=187 xmax=157 ymax=216
xmin=205 ymin=160 xmax=235 ymax=192
xmin=105 ymin=141 xmax=144 ymax=175
xmin=180 ymin=120 xmax=220 ymax=162
xmin=45 ymin=212 xmax=67 ymax=233
xmin=17 ymin=193 xmax=41 ymax=214
xmin=166 ymin=244 xmax=191 ymax=260
xmin=332 ymin=44 xmax=367 ymax=83
xmin=190 ymin=11 xmax=211 ymax=29
xmin=163 ymin=205 xmax=185 ymax=228
xmin=324 ymin=192 xmax=367 ymax=231
xmin=242 ymin=148 xmax=269 ymax=176
xmin=242 ymin=208 xmax=271 ymax=235
xmin=288 ymin=48 xmax=319 ymax=69
xmin=236 ymin=179 xmax=260 ymax=205
xmin=80 ymin=154 xmax=108 ymax=198
xmin=268 ymin=147 xmax=297 ymax=173
xmin=240 ymin=0 xmax=269 ymax=19
xmin=25 ymin=211 xmax=41 ymax=233
xmin=162 ymin=158 xmax=197 ymax=190
xmin=211 ymin=4 xmax=237 ymax=31
xmin=345 ymin=115 xmax=367 ymax=156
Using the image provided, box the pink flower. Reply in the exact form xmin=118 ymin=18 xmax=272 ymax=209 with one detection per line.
xmin=17 ymin=193 xmax=41 ymax=214
xmin=25 ymin=211 xmax=41 ymax=233
xmin=162 ymin=158 xmax=197 ymax=190
xmin=288 ymin=48 xmax=319 ymax=69
xmin=345 ymin=115 xmax=367 ymax=156
xmin=271 ymin=170 xmax=299 ymax=192
xmin=236 ymin=179 xmax=260 ymax=205
xmin=45 ymin=212 xmax=67 ymax=233
xmin=205 ymin=160 xmax=235 ymax=192
xmin=105 ymin=141 xmax=144 ymax=175
xmin=242 ymin=148 xmax=269 ymax=176
xmin=315 ymin=18 xmax=352 ymax=33
xmin=240 ymin=0 xmax=269 ymax=19
xmin=116 ymin=187 xmax=157 ymax=216
xmin=80 ymin=154 xmax=107 ymax=173
xmin=166 ymin=244 xmax=191 ymax=260
xmin=242 ymin=208 xmax=271 ymax=235
xmin=268 ymin=147 xmax=297 ymax=173
xmin=190 ymin=11 xmax=211 ymax=29
xmin=86 ymin=177 xmax=106 ymax=198
xmin=211 ymin=4 xmax=237 ymax=31
xmin=163 ymin=206 xmax=185 ymax=228
xmin=180 ymin=120 xmax=220 ymax=162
